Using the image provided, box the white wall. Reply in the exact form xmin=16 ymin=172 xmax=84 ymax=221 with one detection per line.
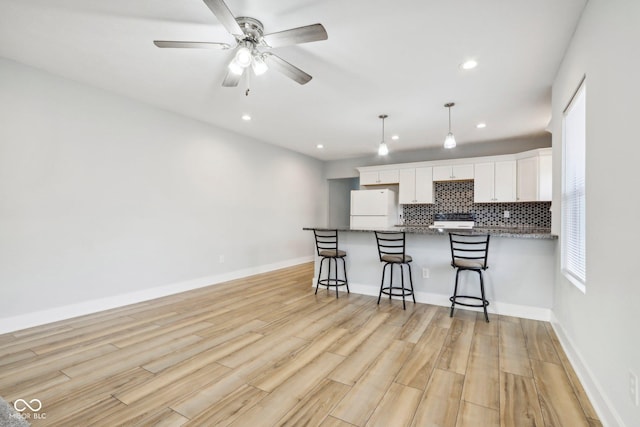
xmin=327 ymin=178 xmax=358 ymax=227
xmin=550 ymin=1 xmax=640 ymax=426
xmin=0 ymin=59 xmax=325 ymax=330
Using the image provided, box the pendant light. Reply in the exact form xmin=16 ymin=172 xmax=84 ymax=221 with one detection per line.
xmin=378 ymin=114 xmax=389 ymax=156
xmin=443 ymin=102 xmax=456 ymax=149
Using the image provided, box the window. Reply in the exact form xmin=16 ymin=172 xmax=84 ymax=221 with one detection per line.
xmin=561 ymin=79 xmax=586 ymax=292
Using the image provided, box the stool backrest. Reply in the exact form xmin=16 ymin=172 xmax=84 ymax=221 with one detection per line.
xmin=449 ymin=233 xmax=490 ymax=270
xmin=374 ymin=231 xmax=407 ymax=262
xmin=313 ymin=229 xmax=339 ymax=256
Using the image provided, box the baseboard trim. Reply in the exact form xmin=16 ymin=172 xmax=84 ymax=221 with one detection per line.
xmin=1 ymin=256 xmax=313 ymax=334
xmin=311 ymin=280 xmax=551 ymax=321
xmin=550 ymin=313 xmax=625 ymax=427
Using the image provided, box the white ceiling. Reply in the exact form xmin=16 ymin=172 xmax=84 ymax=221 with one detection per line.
xmin=0 ymin=0 xmax=586 ymax=161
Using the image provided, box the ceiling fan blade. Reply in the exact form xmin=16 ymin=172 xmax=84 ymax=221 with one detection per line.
xmin=263 ymin=24 xmax=327 ymax=48
xmin=264 ymin=53 xmax=312 ymax=85
xmin=222 ymin=68 xmax=243 ymax=87
xmin=202 ymin=0 xmax=243 ymax=36
xmin=153 ymin=41 xmax=231 ymax=49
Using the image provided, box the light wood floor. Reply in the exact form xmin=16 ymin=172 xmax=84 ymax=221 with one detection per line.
xmin=1 ymin=263 xmax=600 ymax=427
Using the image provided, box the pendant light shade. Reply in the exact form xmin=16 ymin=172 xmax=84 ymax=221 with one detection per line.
xmin=444 ymin=102 xmax=456 ymax=149
xmin=378 ymin=114 xmax=389 ymax=156
xmin=444 ymin=132 xmax=456 ymax=149
xmin=378 ymin=141 xmax=389 ymax=156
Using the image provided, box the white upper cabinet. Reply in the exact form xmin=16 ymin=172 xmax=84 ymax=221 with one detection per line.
xmin=358 ymin=148 xmax=552 ymax=205
xmin=516 ymin=157 xmax=538 ymax=201
xmin=474 ymin=161 xmax=517 ymax=203
xmin=359 ymin=169 xmax=399 ymax=185
xmin=432 ymin=164 xmax=474 ymax=181
xmin=474 ymin=163 xmax=495 ymax=203
xmin=495 ymin=161 xmax=518 ymax=202
xmin=517 ymin=150 xmax=552 ymax=202
xmin=399 ymin=167 xmax=434 ymax=204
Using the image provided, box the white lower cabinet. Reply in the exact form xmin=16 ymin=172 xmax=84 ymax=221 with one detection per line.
xmin=399 ymin=167 xmax=433 ymax=204
xmin=474 ymin=161 xmax=516 ymax=203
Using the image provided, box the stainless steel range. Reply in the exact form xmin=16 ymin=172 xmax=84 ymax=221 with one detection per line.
xmin=428 ymin=212 xmax=475 ymax=229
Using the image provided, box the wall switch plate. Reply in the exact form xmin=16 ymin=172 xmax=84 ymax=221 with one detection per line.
xmin=503 ymin=210 xmax=510 ymax=218
xmin=219 ymin=255 xmax=225 ymax=264
xmin=630 ymin=371 xmax=639 ymax=406
xmin=422 ymin=268 xmax=430 ymax=279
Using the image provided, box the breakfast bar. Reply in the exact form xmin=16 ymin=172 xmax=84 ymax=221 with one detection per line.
xmin=304 ymin=226 xmax=557 ymax=320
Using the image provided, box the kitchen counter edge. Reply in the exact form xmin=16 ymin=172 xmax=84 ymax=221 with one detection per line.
xmin=303 ymin=226 xmax=557 ymax=240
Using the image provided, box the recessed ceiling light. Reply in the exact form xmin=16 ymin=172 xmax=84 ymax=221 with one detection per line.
xmin=391 ymin=135 xmax=399 ymax=141
xmin=241 ymin=114 xmax=251 ymax=121
xmin=461 ymin=60 xmax=478 ymax=70
xmin=476 ymin=122 xmax=487 ymax=129
xmin=316 ymin=144 xmax=324 ymax=149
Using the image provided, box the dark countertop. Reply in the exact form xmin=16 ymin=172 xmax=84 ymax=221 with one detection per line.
xmin=303 ymin=225 xmax=557 ymax=240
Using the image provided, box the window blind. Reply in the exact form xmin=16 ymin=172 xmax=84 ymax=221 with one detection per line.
xmin=561 ymin=80 xmax=586 ymax=289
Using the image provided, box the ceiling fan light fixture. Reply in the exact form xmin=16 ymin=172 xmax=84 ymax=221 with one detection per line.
xmin=251 ymin=54 xmax=268 ymax=75
xmin=234 ymin=45 xmax=253 ymax=68
xmin=228 ymin=60 xmax=244 ymax=76
xmin=443 ymin=103 xmax=457 ymax=149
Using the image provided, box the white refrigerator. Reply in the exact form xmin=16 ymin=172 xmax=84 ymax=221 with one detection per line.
xmin=350 ymin=189 xmax=398 ymax=228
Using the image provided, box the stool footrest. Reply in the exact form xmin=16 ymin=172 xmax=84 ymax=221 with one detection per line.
xmin=381 ymin=286 xmax=414 ymax=297
xmin=318 ymin=279 xmax=348 ymax=287
xmin=449 ymin=295 xmax=489 ymax=308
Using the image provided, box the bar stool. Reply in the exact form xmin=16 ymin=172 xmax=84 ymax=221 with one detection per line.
xmin=374 ymin=231 xmax=415 ymax=310
xmin=313 ymin=229 xmax=349 ymax=298
xmin=448 ymin=233 xmax=491 ymax=322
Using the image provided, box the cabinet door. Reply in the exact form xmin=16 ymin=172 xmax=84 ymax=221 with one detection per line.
xmin=538 ymin=153 xmax=552 ymax=201
xmin=398 ymin=169 xmax=416 ymax=204
xmin=377 ymin=169 xmax=400 ymax=184
xmin=433 ymin=165 xmax=452 ymax=181
xmin=474 ymin=162 xmax=494 ymax=203
xmin=359 ymin=171 xmax=379 ymax=186
xmin=517 ymin=157 xmax=538 ymax=201
xmin=415 ymin=167 xmax=434 ymax=203
xmin=452 ymin=164 xmax=474 ymax=180
xmin=433 ymin=164 xmax=474 ymax=181
xmin=494 ymin=160 xmax=517 ymax=202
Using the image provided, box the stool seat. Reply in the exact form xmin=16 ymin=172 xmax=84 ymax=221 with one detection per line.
xmin=453 ymin=258 xmax=484 ymax=269
xmin=381 ymin=254 xmax=412 ymax=263
xmin=319 ymin=249 xmax=346 ymax=258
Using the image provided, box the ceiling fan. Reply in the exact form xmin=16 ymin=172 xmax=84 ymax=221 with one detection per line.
xmin=153 ymin=0 xmax=328 ymax=87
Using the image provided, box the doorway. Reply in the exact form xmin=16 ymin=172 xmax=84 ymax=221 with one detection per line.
xmin=327 ymin=177 xmax=359 ymax=227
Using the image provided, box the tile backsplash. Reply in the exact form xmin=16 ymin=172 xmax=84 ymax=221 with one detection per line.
xmin=401 ymin=180 xmax=551 ymax=228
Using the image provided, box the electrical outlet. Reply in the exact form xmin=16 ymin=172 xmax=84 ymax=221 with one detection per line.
xmin=630 ymin=371 xmax=639 ymax=406
xmin=503 ymin=210 xmax=510 ymax=218
xmin=422 ymin=268 xmax=430 ymax=279
xmin=219 ymin=255 xmax=225 ymax=264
